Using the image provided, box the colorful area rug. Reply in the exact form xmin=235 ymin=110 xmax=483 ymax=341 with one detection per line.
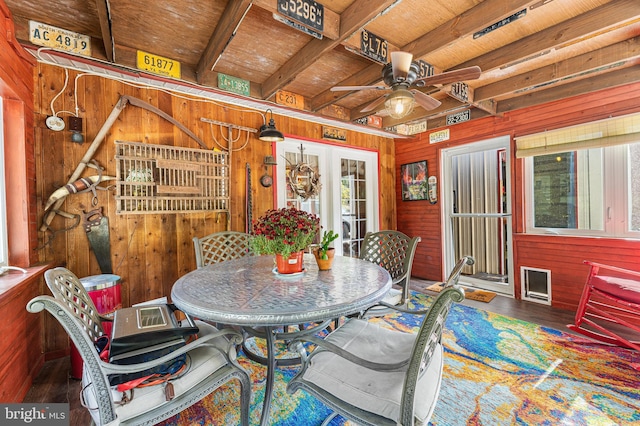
xmin=426 ymin=282 xmax=497 ymax=303
xmin=158 ymin=292 xmax=640 ymax=425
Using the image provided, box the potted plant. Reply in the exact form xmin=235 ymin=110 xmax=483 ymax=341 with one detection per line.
xmin=313 ymin=230 xmax=339 ymax=270
xmin=250 ymin=207 xmax=320 ymax=274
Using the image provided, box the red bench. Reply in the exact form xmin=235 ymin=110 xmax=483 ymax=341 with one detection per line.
xmin=567 ymin=261 xmax=640 ymax=351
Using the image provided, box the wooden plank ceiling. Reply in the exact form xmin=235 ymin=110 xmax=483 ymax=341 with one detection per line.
xmin=6 ymin=0 xmax=640 ymax=132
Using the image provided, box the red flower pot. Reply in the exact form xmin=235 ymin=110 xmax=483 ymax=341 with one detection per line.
xmin=275 ymin=251 xmax=304 ymax=274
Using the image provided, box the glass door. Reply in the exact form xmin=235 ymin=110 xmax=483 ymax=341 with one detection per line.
xmin=442 ymin=136 xmax=514 ymax=296
xmin=276 ymin=139 xmax=378 ymax=256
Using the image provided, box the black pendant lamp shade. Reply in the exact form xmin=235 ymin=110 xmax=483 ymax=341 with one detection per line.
xmin=259 ymin=109 xmax=285 ymax=142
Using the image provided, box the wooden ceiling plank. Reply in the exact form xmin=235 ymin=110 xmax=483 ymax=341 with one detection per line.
xmin=260 ymin=0 xmax=397 ymax=100
xmin=195 ymin=0 xmax=253 ymax=83
xmin=94 ymin=0 xmax=114 ymax=62
xmin=497 ymin=65 xmax=640 ymax=113
xmin=475 ymin=36 xmax=640 ymax=101
xmin=404 ymin=0 xmax=539 ymax=59
xmin=310 ymin=0 xmax=538 ymax=112
xmin=458 ymin=0 xmax=640 ymax=73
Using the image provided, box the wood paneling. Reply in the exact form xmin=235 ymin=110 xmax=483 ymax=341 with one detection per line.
xmin=0 ymin=266 xmax=47 ymax=402
xmin=33 ymin=63 xmax=395 ymax=356
xmin=396 ymin=82 xmax=640 ymax=309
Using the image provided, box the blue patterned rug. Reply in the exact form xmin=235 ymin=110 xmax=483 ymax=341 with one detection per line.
xmin=158 ymin=292 xmax=640 ymax=425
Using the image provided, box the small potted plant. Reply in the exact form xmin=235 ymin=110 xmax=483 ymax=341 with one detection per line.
xmin=313 ymin=230 xmax=339 ymax=270
xmin=250 ymin=207 xmax=320 ymax=274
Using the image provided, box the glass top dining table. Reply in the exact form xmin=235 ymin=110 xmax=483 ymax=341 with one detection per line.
xmin=171 ymin=253 xmax=392 ymax=426
xmin=171 ymin=254 xmax=392 ymax=326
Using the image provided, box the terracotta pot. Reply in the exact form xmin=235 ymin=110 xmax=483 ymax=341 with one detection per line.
xmin=313 ymin=247 xmax=335 ymax=270
xmin=275 ymin=251 xmax=304 ymax=274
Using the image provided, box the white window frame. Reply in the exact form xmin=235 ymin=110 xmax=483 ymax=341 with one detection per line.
xmin=524 ymin=143 xmax=639 ymax=238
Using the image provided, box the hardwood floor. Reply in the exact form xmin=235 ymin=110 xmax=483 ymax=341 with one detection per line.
xmin=21 ymin=277 xmax=614 ymax=425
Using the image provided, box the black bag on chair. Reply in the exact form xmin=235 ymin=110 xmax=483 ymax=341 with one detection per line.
xmin=107 ymin=304 xmax=199 ymax=386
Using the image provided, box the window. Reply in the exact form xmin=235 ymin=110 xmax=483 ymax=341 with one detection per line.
xmin=0 ymin=96 xmax=7 ymax=266
xmin=525 ymin=142 xmax=640 ymax=237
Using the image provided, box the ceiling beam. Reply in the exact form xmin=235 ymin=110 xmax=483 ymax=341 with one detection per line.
xmin=497 ymin=65 xmax=640 ymax=113
xmin=94 ymin=0 xmax=114 ymax=62
xmin=381 ymin=47 xmax=640 ymax=128
xmin=310 ymin=0 xmax=540 ymax=111
xmin=457 ymin=0 xmax=640 ymax=73
xmin=260 ymin=0 xmax=399 ymax=100
xmin=475 ymin=37 xmax=640 ymax=102
xmin=195 ymin=0 xmax=253 ymax=83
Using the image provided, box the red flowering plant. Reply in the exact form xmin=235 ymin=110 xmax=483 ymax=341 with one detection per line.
xmin=250 ymin=207 xmax=320 ymax=258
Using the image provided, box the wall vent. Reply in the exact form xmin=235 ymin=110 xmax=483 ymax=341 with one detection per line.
xmin=521 ymin=267 xmax=551 ymax=305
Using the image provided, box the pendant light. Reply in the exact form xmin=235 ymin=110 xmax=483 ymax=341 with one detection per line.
xmin=259 ymin=109 xmax=285 ymax=142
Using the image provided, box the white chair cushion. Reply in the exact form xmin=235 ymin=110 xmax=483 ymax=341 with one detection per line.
xmin=301 ymin=318 xmax=443 ymax=424
xmin=382 ymin=288 xmax=403 ymax=305
xmin=82 ymin=322 xmax=233 ymax=425
xmin=117 ymin=322 xmax=231 ymax=421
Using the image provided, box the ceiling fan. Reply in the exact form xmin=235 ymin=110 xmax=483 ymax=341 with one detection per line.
xmin=331 ymin=52 xmax=482 ymax=118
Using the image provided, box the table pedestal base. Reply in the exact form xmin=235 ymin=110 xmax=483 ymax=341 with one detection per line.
xmin=242 ymin=320 xmax=334 ymax=426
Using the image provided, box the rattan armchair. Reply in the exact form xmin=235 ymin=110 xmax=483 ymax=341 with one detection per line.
xmin=27 ymin=267 xmax=251 ymax=426
xmin=193 ymin=231 xmax=252 ymax=267
xmin=359 ymin=230 xmax=421 ymax=311
xmin=286 ymin=282 xmax=465 ymax=426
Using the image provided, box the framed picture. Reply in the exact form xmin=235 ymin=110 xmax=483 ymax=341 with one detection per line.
xmin=401 ymin=160 xmax=428 ymax=201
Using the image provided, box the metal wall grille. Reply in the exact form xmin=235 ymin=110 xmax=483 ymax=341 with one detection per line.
xmin=115 ymin=141 xmax=229 ymax=214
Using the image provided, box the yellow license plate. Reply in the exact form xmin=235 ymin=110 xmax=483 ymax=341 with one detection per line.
xmin=136 ymin=50 xmax=181 ymax=79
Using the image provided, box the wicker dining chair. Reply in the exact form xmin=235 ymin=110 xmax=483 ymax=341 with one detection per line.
xmin=359 ymin=230 xmax=421 ymax=309
xmin=193 ymin=231 xmax=252 ymax=267
xmin=27 ymin=267 xmax=251 ymax=426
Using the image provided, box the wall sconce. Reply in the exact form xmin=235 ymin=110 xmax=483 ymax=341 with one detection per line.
xmin=259 ymin=109 xmax=285 ymax=142
xmin=384 ymin=88 xmax=415 ymax=119
xmin=68 ymin=116 xmax=84 ymax=144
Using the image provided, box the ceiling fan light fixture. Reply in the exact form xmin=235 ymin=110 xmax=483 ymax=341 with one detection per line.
xmin=259 ymin=109 xmax=285 ymax=142
xmin=385 ymin=88 xmax=415 ymax=119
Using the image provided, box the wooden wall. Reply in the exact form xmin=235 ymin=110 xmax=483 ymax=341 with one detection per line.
xmin=0 ymin=0 xmax=42 ymax=402
xmin=396 ymin=81 xmax=640 ymax=311
xmin=33 ymin=63 xmax=395 ymax=356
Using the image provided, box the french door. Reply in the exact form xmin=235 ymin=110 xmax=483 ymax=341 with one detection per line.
xmin=442 ymin=136 xmax=514 ymax=296
xmin=275 ymin=139 xmax=379 ymax=257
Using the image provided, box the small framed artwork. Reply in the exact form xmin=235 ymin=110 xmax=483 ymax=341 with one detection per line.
xmin=401 ymin=160 xmax=428 ymax=201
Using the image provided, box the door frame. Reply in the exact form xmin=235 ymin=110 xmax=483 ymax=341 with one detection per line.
xmin=441 ymin=135 xmax=515 ymax=296
xmin=275 ymin=138 xmax=379 ymax=255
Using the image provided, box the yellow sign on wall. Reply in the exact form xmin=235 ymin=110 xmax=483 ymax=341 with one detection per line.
xmin=136 ymin=50 xmax=181 ymax=79
xmin=29 ymin=21 xmax=91 ymax=57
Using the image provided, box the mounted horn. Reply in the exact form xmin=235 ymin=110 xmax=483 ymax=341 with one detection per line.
xmin=44 ymin=175 xmax=116 ymax=211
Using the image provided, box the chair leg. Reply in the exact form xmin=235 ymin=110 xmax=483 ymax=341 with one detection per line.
xmin=320 ymin=411 xmax=339 ymax=426
xmin=238 ymin=372 xmax=251 ymax=426
xmin=572 ymin=284 xmax=593 ymax=327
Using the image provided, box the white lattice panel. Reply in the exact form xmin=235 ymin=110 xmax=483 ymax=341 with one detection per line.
xmin=115 ymin=141 xmax=229 ymax=214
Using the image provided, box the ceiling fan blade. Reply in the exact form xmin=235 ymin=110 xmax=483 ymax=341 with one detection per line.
xmin=416 ymin=66 xmax=482 ymax=86
xmin=390 ymin=51 xmax=413 ymax=80
xmin=412 ymin=90 xmax=442 ymax=111
xmin=360 ymin=95 xmax=388 ymax=113
xmin=330 ymin=85 xmax=388 ymax=92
